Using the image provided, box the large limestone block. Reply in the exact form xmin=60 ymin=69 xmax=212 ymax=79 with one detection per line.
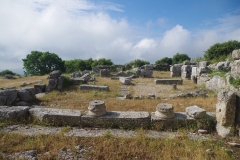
xmin=186 ymin=105 xmax=206 ymax=119
xmin=119 ymin=77 xmax=131 ymax=85
xmin=86 ymin=100 xmax=107 ymax=117
xmin=0 ymin=90 xmax=18 ymax=105
xmin=29 ymin=107 xmax=82 ymax=126
xmin=231 ymin=60 xmax=240 ymax=79
xmin=155 ymin=103 xmax=174 ymax=119
xmin=0 ymin=106 xmax=30 ymax=121
xmin=216 ymin=123 xmax=235 ymax=138
xmin=199 ymin=61 xmax=210 ymax=67
xmin=34 ymin=84 xmax=46 ymax=94
xmin=81 ymin=111 xmax=150 ymax=128
xmin=48 ymin=70 xmax=62 ymax=79
xmin=232 ymin=49 xmax=240 ymax=60
xmin=57 ymin=76 xmax=64 ymax=90
xmin=216 ymin=90 xmax=236 ymax=126
xmin=18 ymin=88 xmax=36 ymax=102
xmin=46 ymin=79 xmax=58 ymax=92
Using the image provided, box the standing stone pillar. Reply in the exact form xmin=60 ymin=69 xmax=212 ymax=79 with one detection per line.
xmin=216 ymin=90 xmax=236 ymax=137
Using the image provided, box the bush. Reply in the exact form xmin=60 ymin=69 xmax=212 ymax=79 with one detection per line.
xmin=63 ymin=75 xmax=72 ymax=88
xmin=204 ymin=40 xmax=240 ymax=62
xmin=0 ymin=70 xmax=19 ymax=76
xmin=229 ymin=76 xmax=240 ymax=88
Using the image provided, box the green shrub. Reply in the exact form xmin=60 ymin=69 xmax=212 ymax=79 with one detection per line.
xmin=229 ymin=76 xmax=240 ymax=88
xmin=63 ymin=75 xmax=72 ymax=88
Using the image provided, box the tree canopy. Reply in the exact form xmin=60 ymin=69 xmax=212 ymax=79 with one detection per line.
xmin=155 ymin=57 xmax=172 ymax=65
xmin=91 ymin=58 xmax=114 ymax=67
xmin=204 ymin=40 xmax=240 ymax=61
xmin=172 ymin=53 xmax=190 ymax=64
xmin=0 ymin=70 xmax=18 ymax=76
xmin=23 ymin=51 xmax=65 ymax=75
xmin=128 ymin=59 xmax=150 ymax=68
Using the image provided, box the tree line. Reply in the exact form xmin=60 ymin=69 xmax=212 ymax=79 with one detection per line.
xmin=3 ymin=40 xmax=237 ymax=76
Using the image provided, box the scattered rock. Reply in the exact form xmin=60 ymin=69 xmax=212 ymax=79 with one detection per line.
xmin=186 ymin=105 xmax=206 ymax=119
xmin=227 ymin=142 xmax=240 ymax=147
xmin=198 ymin=129 xmax=208 ymax=134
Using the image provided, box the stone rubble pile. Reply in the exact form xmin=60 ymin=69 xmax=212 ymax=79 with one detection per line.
xmin=46 ymin=70 xmax=64 ymax=92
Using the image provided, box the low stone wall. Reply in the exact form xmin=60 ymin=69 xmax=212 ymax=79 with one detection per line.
xmin=151 ymin=112 xmax=215 ymax=130
xmin=0 ymin=106 xmax=216 ymax=130
xmin=154 ymin=79 xmax=183 ymax=85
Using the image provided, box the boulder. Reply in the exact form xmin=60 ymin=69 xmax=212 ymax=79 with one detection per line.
xmin=57 ymin=76 xmax=64 ymax=90
xmin=48 ymin=70 xmax=62 ymax=79
xmin=34 ymin=84 xmax=46 ymax=94
xmin=0 ymin=90 xmax=18 ymax=105
xmin=186 ymin=105 xmax=206 ymax=119
xmin=46 ymin=79 xmax=58 ymax=92
xmin=232 ymin=49 xmax=240 ymax=60
xmin=71 ymin=72 xmax=82 ymax=78
xmin=18 ymin=88 xmax=36 ymax=102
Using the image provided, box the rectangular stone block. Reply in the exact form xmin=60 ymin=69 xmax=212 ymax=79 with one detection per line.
xmin=151 ymin=112 xmax=215 ymax=130
xmin=80 ymin=84 xmax=109 ymax=91
xmin=0 ymin=106 xmax=30 ymax=121
xmin=154 ymin=79 xmax=183 ymax=85
xmin=29 ymin=108 xmax=82 ymax=126
xmin=81 ymin=111 xmax=151 ymax=129
xmin=191 ymin=67 xmax=198 ymax=77
xmin=71 ymin=78 xmax=87 ymax=85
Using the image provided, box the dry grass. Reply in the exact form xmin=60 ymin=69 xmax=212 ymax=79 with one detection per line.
xmin=0 ymin=132 xmax=238 ymax=160
xmin=1 ymin=71 xmax=239 ymax=159
xmin=35 ymin=71 xmax=217 ymax=112
xmin=0 ymin=75 xmax=48 ymax=89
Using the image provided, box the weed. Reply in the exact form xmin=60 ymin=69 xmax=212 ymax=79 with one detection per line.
xmin=229 ymin=76 xmax=240 ymax=88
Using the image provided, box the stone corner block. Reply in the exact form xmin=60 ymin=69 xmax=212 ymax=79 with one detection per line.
xmin=29 ymin=108 xmax=82 ymax=126
xmin=81 ymin=111 xmax=150 ymax=129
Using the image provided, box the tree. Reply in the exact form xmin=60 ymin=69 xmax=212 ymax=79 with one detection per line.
xmin=204 ymin=40 xmax=240 ymax=61
xmin=91 ymin=58 xmax=114 ymax=67
xmin=64 ymin=59 xmax=86 ymax=73
xmin=23 ymin=51 xmax=65 ymax=75
xmin=155 ymin=57 xmax=172 ymax=65
xmin=128 ymin=59 xmax=150 ymax=68
xmin=172 ymin=53 xmax=190 ymax=64
xmin=0 ymin=70 xmax=18 ymax=76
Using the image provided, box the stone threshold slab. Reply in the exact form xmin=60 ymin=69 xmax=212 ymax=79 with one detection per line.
xmin=154 ymin=79 xmax=183 ymax=85
xmin=81 ymin=111 xmax=151 ymax=129
xmin=30 ymin=108 xmax=82 ymax=126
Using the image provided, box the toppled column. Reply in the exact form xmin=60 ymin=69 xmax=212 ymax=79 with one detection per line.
xmin=155 ymin=103 xmax=175 ymax=119
xmin=216 ymin=90 xmax=236 ymax=137
xmin=86 ymin=100 xmax=107 ymax=116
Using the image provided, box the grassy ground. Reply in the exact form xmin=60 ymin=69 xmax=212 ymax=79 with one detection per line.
xmin=0 ymin=131 xmax=239 ymax=160
xmin=0 ymin=71 xmax=239 ymax=159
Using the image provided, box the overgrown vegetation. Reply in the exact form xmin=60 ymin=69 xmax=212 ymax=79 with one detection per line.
xmin=204 ymin=40 xmax=240 ymax=62
xmin=0 ymin=70 xmax=19 ymax=77
xmin=0 ymin=132 xmax=238 ymax=159
xmin=229 ymin=76 xmax=240 ymax=88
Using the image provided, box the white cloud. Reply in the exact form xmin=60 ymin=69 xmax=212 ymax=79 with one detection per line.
xmin=0 ymin=0 xmax=240 ymax=74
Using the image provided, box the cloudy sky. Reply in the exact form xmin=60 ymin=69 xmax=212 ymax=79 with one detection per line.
xmin=0 ymin=0 xmax=240 ymax=74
